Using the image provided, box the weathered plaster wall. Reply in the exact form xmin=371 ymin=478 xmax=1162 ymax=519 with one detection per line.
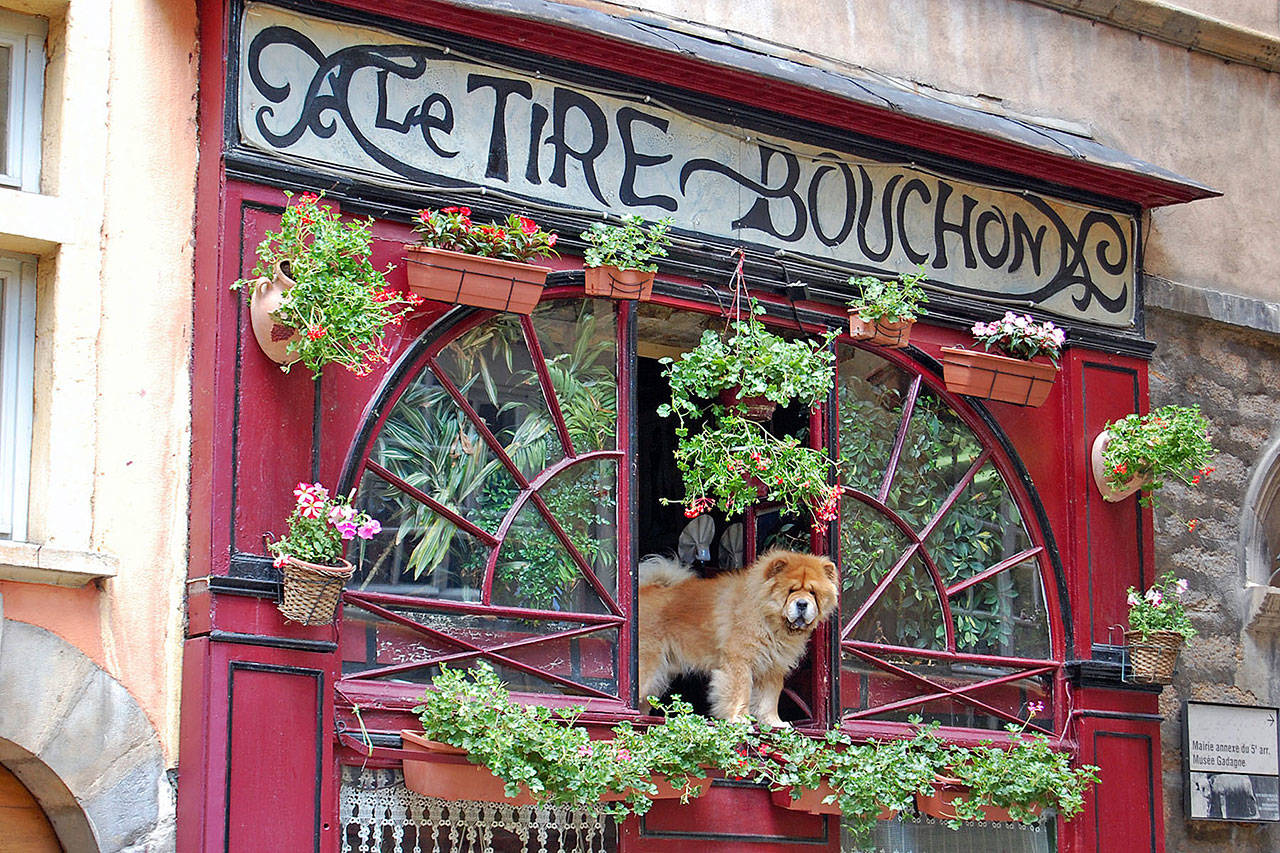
xmin=560 ymin=0 xmax=1280 ymax=306
xmin=0 ymin=0 xmax=198 ymax=786
xmin=1146 ymin=306 xmax=1280 ymax=852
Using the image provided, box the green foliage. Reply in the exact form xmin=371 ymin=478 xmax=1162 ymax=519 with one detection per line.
xmin=1101 ymin=405 xmax=1216 ymax=507
xmin=579 ymin=215 xmax=673 ymax=272
xmin=656 ymin=304 xmax=839 ymax=524
xmin=1126 ymin=571 xmax=1196 ymax=641
xmin=416 ymin=667 xmax=1099 ymax=834
xmin=413 ymin=206 xmax=558 ymax=262
xmin=839 ymin=374 xmax=1030 ymax=654
xmin=232 ymin=192 xmax=417 ymax=377
xmin=945 ymin=726 xmax=1101 ymax=826
xmin=269 ymin=482 xmax=380 ymax=567
xmin=847 ymin=267 xmax=930 ymax=323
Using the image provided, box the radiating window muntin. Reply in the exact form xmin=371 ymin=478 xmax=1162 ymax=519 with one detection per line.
xmin=339 ymin=297 xmax=1060 ymax=729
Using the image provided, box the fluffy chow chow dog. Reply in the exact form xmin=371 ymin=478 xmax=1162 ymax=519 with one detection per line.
xmin=638 ymin=549 xmax=838 ymax=727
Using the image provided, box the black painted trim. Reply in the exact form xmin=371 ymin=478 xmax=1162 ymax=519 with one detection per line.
xmin=210 ymin=572 xmax=279 ymax=597
xmin=212 ymin=630 xmax=339 ymax=654
xmin=1075 ymin=708 xmax=1164 ymax=722
xmin=225 ymin=661 xmax=325 ymax=853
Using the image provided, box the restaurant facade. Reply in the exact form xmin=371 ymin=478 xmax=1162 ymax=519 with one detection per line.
xmin=177 ymin=2 xmax=1275 ymax=852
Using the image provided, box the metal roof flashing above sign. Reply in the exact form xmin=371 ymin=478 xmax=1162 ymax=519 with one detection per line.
xmin=229 ymin=1 xmax=1216 ymax=341
xmin=388 ymin=0 xmax=1220 ymax=209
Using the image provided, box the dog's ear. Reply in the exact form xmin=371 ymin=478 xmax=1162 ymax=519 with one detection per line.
xmin=764 ymin=555 xmax=789 ymax=579
xmin=821 ymin=559 xmax=837 ymax=584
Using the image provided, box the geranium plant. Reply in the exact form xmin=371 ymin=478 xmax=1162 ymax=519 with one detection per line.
xmin=413 ymin=206 xmax=558 ymax=261
xmin=580 ymin=214 xmax=673 ymax=272
xmin=1126 ymin=571 xmax=1196 ymax=641
xmin=1101 ymin=405 xmax=1215 ymax=507
xmin=269 ymin=481 xmax=382 ymax=569
xmin=847 ymin=267 xmax=929 ymax=323
xmin=656 ymin=304 xmax=840 ymax=524
xmin=232 ymin=192 xmax=420 ymax=376
xmin=970 ymin=311 xmax=1066 ymax=364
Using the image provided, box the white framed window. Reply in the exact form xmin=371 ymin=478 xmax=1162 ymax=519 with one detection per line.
xmin=0 ymin=252 xmax=35 ymax=541
xmin=0 ymin=9 xmax=46 ymax=192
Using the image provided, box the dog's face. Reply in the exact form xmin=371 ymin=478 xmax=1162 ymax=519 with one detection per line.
xmin=760 ymin=550 xmax=839 ymax=633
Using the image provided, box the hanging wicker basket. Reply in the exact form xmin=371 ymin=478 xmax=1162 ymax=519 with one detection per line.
xmin=278 ymin=556 xmax=354 ymax=625
xmin=1125 ymin=629 xmax=1184 ymax=684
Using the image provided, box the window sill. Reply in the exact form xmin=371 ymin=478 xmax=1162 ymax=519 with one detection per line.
xmin=0 ymin=541 xmax=119 ymax=587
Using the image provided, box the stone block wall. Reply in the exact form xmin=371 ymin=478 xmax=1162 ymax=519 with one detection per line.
xmin=1146 ymin=306 xmax=1280 ymax=851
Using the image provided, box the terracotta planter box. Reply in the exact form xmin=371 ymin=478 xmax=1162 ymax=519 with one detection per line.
xmin=770 ymin=785 xmax=897 ymax=819
xmin=939 ymin=347 xmax=1058 ymax=407
xmin=915 ymin=780 xmax=1042 ymax=823
xmin=649 ymin=774 xmax=713 ymax=800
xmin=400 ymin=731 xmax=536 ymax=805
xmin=584 ymin=265 xmax=656 ymax=300
xmin=404 ymin=245 xmax=550 ymax=314
xmin=848 ymin=311 xmax=914 ymax=348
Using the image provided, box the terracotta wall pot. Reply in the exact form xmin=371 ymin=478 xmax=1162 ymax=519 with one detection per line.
xmin=1091 ymin=430 xmax=1151 ymax=502
xmin=400 ymin=731 xmax=537 ymax=805
xmin=848 ymin=311 xmax=914 ymax=348
xmin=1125 ymin=629 xmax=1184 ymax=684
xmin=915 ymin=781 xmax=1041 ymax=823
xmin=939 ymin=347 xmax=1058 ymax=407
xmin=405 ymin=245 xmax=550 ymax=314
xmin=277 ymin=555 xmax=354 ymax=625
xmin=584 ymin=265 xmax=656 ymax=300
xmin=718 ymin=386 xmax=777 ymax=421
xmin=248 ymin=261 xmax=302 ymax=366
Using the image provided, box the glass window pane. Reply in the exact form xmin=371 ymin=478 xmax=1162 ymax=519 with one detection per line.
xmin=529 ymin=299 xmax=618 ymax=452
xmin=434 ymin=315 xmax=564 ymax=478
xmin=840 ymin=653 xmax=1050 ymax=731
xmin=886 ymin=389 xmax=984 ymax=529
xmin=844 ymin=814 xmax=1051 ymax=852
xmin=837 ymin=347 xmax=913 ymax=495
xmin=952 ymin=560 xmax=1051 ymax=659
xmin=0 ymin=44 xmax=11 ymax=169
xmin=925 ymin=461 xmax=1032 ymax=587
xmin=341 ymin=600 xmax=618 ymax=697
xmin=540 ymin=458 xmax=618 ymax=601
xmin=349 ymin=467 xmax=492 ymax=596
xmin=846 ymin=552 xmax=944 ymax=651
xmin=492 ymin=500 xmax=610 ymax=615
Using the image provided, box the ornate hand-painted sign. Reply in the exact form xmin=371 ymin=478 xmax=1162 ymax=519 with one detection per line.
xmin=237 ymin=3 xmax=1137 ymax=327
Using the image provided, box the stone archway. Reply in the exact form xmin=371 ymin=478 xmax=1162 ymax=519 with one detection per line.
xmin=0 ymin=614 xmax=171 ymax=852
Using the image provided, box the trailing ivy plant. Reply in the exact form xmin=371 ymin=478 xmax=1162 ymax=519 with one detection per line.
xmin=1101 ymin=404 xmax=1215 ymax=508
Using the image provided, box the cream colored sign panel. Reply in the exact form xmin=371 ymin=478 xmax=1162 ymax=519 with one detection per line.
xmin=238 ymin=3 xmax=1137 ymax=327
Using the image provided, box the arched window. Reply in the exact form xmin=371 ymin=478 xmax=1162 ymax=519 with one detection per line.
xmin=337 ymin=291 xmax=1065 ymax=732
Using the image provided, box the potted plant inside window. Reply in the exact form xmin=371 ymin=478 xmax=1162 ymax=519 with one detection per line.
xmin=232 ymin=192 xmax=420 ymax=376
xmin=269 ymin=482 xmax=382 ymax=625
xmin=579 ymin=214 xmax=673 ymax=300
xmin=1124 ymin=572 xmax=1196 ymax=684
xmin=940 ymin=311 xmax=1065 ymax=407
xmin=1091 ymin=404 xmax=1215 ymax=505
xmin=846 ymin=267 xmax=929 ymax=348
xmin=915 ymin=709 xmax=1100 ymax=825
xmin=656 ymin=304 xmax=841 ymax=525
xmin=406 ymin=207 xmax=558 ymax=314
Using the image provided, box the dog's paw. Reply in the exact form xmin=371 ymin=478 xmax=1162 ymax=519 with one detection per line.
xmin=760 ymin=716 xmax=791 ymax=729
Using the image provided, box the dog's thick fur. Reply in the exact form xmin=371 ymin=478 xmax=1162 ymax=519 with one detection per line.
xmin=638 ymin=549 xmax=838 ymax=727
